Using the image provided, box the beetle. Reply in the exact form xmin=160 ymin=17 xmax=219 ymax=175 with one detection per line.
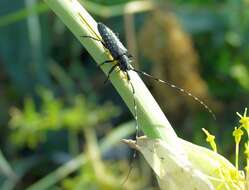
xmin=82 ymin=22 xmax=216 ymax=120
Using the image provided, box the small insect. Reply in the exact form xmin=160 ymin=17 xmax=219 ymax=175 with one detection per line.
xmin=82 ymin=22 xmax=139 ymax=139
xmin=82 ymin=22 xmax=216 ymax=183
xmin=82 ymin=23 xmax=139 ymax=184
xmin=83 ymin=22 xmax=216 ymax=120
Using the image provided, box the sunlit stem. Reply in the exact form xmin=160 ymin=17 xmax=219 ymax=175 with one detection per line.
xmin=235 ymin=142 xmax=239 ymax=170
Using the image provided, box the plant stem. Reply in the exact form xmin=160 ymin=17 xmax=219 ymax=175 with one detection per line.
xmin=44 ymin=0 xmax=181 ymax=147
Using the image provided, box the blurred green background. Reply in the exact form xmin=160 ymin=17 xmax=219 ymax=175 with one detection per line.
xmin=1 ymin=0 xmax=249 ymax=189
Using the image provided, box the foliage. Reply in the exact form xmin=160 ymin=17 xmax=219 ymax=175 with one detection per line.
xmin=1 ymin=0 xmax=249 ymax=189
xmin=9 ymin=88 xmax=119 ymax=148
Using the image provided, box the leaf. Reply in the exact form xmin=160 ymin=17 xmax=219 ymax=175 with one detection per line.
xmin=123 ymin=137 xmax=214 ymax=190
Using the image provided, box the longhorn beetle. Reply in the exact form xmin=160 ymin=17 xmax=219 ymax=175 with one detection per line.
xmin=83 ymin=22 xmax=216 ymax=120
xmin=82 ymin=22 xmax=139 ymax=139
xmin=82 ymin=23 xmax=139 ymax=184
xmin=82 ymin=22 xmax=216 ymax=182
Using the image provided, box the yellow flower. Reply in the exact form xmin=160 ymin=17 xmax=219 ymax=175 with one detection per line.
xmin=233 ymin=127 xmax=243 ymax=145
xmin=202 ymin=128 xmax=217 ymax=153
xmin=233 ymin=127 xmax=244 ymax=169
xmin=237 ymin=108 xmax=249 ymax=132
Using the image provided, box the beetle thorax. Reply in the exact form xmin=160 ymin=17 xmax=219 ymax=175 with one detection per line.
xmin=119 ymin=55 xmax=131 ymax=71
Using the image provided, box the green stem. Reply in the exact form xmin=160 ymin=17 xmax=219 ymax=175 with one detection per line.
xmin=44 ymin=0 xmax=180 ymax=147
xmin=235 ymin=143 xmax=239 ymax=169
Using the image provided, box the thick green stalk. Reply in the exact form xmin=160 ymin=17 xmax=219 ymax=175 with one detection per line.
xmin=44 ymin=0 xmax=181 ymax=148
